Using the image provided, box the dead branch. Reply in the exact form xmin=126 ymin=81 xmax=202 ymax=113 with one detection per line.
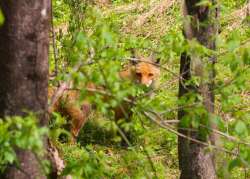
xmin=48 ymin=140 xmax=65 ymax=175
xmin=48 ymin=82 xmax=68 ymax=114
xmin=47 ymin=140 xmax=73 ymax=179
xmin=143 ymin=110 xmax=238 ymax=156
xmin=160 ymin=119 xmax=250 ymax=147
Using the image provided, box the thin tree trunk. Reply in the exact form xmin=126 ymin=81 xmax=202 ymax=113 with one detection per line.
xmin=0 ymin=1 xmax=51 ymax=178
xmin=178 ymin=0 xmax=219 ymax=178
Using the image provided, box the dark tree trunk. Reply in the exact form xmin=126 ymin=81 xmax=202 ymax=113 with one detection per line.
xmin=178 ymin=0 xmax=219 ymax=179
xmin=0 ymin=1 xmax=51 ymax=178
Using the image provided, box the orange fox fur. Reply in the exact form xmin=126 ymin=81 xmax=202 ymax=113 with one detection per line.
xmin=49 ymin=57 xmax=160 ymax=141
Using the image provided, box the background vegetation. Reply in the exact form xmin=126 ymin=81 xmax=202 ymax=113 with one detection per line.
xmin=0 ymin=0 xmax=250 ymax=178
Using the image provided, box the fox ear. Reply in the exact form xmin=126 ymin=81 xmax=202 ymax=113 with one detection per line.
xmin=155 ymin=58 xmax=160 ymax=64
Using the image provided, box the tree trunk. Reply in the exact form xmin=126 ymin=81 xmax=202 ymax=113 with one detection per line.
xmin=0 ymin=1 xmax=51 ymax=178
xmin=178 ymin=0 xmax=219 ymax=179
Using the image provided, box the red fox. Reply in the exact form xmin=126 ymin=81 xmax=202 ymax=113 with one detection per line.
xmin=49 ymin=56 xmax=160 ymax=142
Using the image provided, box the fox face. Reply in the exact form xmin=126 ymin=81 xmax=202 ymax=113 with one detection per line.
xmin=119 ymin=57 xmax=160 ymax=88
xmin=134 ymin=58 xmax=160 ymax=87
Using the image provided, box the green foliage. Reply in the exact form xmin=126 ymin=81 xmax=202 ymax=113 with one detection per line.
xmin=49 ymin=112 xmax=72 ymax=143
xmin=59 ymin=143 xmax=111 ymax=178
xmin=0 ymin=114 xmax=48 ymax=173
xmin=0 ymin=9 xmax=4 ymax=25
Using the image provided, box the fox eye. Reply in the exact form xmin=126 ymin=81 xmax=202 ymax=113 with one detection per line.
xmin=148 ymin=73 xmax=153 ymax=77
xmin=136 ymin=72 xmax=142 ymax=77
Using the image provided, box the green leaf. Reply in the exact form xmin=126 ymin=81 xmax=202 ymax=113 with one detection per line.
xmin=0 ymin=9 xmax=4 ymax=25
xmin=179 ymin=115 xmax=191 ymax=128
xmin=228 ymin=158 xmax=242 ymax=171
xmin=4 ymin=151 xmax=16 ymax=164
xmin=235 ymin=120 xmax=248 ymax=136
xmin=242 ymin=49 xmax=250 ymax=65
xmin=227 ymin=40 xmax=240 ymax=51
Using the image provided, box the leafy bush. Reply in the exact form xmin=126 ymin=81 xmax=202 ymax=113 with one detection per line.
xmin=0 ymin=114 xmax=48 ymax=173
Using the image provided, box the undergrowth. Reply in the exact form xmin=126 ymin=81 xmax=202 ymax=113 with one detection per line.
xmin=49 ymin=0 xmax=250 ymax=178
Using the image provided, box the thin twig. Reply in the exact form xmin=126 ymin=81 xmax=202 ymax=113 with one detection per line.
xmin=143 ymin=110 xmax=238 ymax=156
xmin=161 ymin=119 xmax=250 ymax=147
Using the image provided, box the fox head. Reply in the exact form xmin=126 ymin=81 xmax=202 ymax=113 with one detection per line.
xmin=134 ymin=57 xmax=160 ymax=87
xmin=119 ymin=56 xmax=160 ymax=88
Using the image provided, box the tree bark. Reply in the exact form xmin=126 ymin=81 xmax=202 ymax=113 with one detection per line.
xmin=178 ymin=0 xmax=219 ymax=179
xmin=0 ymin=1 xmax=51 ymax=178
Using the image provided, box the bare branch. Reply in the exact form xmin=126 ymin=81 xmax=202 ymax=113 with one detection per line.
xmin=143 ymin=110 xmax=238 ymax=156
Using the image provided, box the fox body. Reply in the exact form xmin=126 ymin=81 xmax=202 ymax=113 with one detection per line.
xmin=49 ymin=57 xmax=160 ymax=141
